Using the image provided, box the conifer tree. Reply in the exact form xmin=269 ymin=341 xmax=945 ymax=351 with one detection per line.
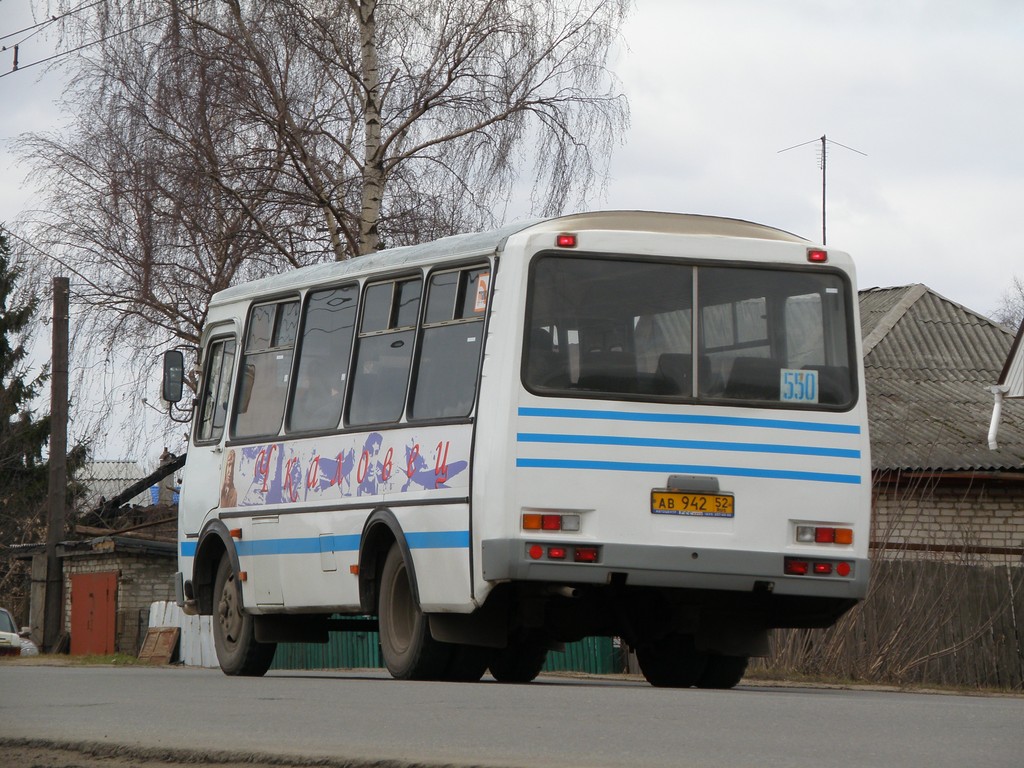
xmin=0 ymin=226 xmax=51 ymax=534
xmin=0 ymin=226 xmax=52 ymax=615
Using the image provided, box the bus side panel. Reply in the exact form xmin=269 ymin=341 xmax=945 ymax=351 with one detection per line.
xmin=394 ymin=504 xmax=473 ymax=612
xmin=213 ymin=425 xmax=476 ymax=613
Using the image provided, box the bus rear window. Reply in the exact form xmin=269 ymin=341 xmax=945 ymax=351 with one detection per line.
xmin=523 ymin=255 xmax=855 ymax=409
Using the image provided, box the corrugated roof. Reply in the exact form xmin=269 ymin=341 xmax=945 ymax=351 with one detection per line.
xmin=859 ymin=285 xmax=1024 ymax=471
xmin=79 ymin=460 xmax=152 ymax=507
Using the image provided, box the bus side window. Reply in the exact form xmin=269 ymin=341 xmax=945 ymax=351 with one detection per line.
xmin=288 ymin=284 xmax=357 ymax=432
xmin=196 ymin=337 xmax=236 ymax=443
xmin=410 ymin=267 xmax=488 ymax=420
xmin=348 ymin=278 xmax=421 ymax=426
xmin=233 ymin=300 xmax=300 ymax=438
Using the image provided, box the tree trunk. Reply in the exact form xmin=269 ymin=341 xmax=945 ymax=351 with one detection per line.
xmin=355 ymin=0 xmax=385 ymax=255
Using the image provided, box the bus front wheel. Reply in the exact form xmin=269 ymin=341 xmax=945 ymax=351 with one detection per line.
xmin=378 ymin=543 xmax=451 ymax=680
xmin=212 ymin=556 xmax=275 ymax=676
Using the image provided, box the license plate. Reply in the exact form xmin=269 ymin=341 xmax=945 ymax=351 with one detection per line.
xmin=651 ymin=490 xmax=735 ymax=518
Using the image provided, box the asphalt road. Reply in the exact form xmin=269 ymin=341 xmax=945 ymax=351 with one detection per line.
xmin=1 ymin=665 xmax=1021 ymax=768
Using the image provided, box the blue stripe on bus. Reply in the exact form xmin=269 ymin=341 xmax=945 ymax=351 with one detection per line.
xmin=517 ymin=406 xmax=861 ymax=435
xmin=179 ymin=531 xmax=469 ymax=558
xmin=517 ymin=432 xmax=860 ymax=459
xmin=516 ymin=457 xmax=862 ymax=485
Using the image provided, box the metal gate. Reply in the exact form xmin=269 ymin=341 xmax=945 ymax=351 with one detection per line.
xmin=70 ymin=571 xmax=117 ymax=655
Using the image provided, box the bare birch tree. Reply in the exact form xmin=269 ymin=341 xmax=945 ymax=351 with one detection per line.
xmin=993 ymin=275 xmax=1024 ymax=331
xmin=21 ymin=0 xmax=630 ymax=348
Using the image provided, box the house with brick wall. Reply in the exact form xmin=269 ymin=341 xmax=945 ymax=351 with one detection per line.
xmin=859 ymin=285 xmax=1024 ymax=564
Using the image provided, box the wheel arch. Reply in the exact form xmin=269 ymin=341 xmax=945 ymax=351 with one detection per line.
xmin=359 ymin=508 xmax=419 ymax=614
xmin=193 ymin=520 xmax=240 ymax=615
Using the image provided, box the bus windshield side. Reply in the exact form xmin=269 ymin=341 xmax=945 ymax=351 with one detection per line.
xmin=524 ymin=254 xmax=855 ymax=409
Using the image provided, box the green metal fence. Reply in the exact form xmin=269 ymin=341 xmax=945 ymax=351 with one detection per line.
xmin=271 ymin=629 xmax=621 ymax=675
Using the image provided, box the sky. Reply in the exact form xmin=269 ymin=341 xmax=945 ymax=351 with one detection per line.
xmin=1 ymin=0 xmax=1023 ymax=458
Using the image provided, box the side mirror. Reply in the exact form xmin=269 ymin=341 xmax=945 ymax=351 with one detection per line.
xmin=162 ymin=350 xmax=185 ymax=403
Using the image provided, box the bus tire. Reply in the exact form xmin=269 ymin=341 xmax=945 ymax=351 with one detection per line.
xmin=636 ymin=634 xmax=707 ymax=688
xmin=488 ymin=633 xmax=548 ymax=683
xmin=378 ymin=543 xmax=451 ymax=680
xmin=696 ymin=654 xmax=749 ymax=689
xmin=212 ymin=556 xmax=275 ymax=677
xmin=442 ymin=644 xmax=492 ymax=682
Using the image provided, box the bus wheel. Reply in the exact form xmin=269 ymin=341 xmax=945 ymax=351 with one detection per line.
xmin=636 ymin=634 xmax=707 ymax=688
xmin=442 ymin=644 xmax=492 ymax=682
xmin=489 ymin=633 xmax=548 ymax=683
xmin=696 ymin=654 xmax=749 ymax=689
xmin=378 ymin=543 xmax=451 ymax=680
xmin=212 ymin=556 xmax=275 ymax=677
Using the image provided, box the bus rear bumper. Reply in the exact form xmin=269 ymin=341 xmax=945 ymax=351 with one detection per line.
xmin=481 ymin=538 xmax=870 ymax=601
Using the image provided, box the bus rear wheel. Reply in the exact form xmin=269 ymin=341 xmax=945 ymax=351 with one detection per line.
xmin=636 ymin=634 xmax=707 ymax=688
xmin=489 ymin=632 xmax=548 ymax=683
xmin=378 ymin=543 xmax=451 ymax=680
xmin=696 ymin=654 xmax=749 ymax=689
xmin=212 ymin=556 xmax=275 ymax=676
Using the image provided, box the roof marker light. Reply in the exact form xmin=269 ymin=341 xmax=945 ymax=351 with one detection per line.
xmin=807 ymin=248 xmax=828 ymax=263
xmin=556 ymin=233 xmax=577 ymax=248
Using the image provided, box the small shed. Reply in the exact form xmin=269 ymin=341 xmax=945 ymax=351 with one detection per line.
xmin=27 ymin=536 xmax=178 ymax=655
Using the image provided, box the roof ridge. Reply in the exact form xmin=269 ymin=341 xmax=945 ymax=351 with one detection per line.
xmin=861 ymin=283 xmax=928 ymax=355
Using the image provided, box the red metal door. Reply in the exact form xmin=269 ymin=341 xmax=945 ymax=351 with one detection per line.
xmin=70 ymin=571 xmax=117 ymax=655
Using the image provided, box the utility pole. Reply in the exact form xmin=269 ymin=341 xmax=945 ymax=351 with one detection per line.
xmin=779 ymin=134 xmax=866 ymax=245
xmin=43 ymin=276 xmax=69 ymax=653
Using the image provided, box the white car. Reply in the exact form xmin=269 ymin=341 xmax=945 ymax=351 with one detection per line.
xmin=0 ymin=607 xmax=34 ymax=657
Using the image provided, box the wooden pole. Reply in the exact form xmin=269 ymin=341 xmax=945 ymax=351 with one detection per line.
xmin=820 ymin=134 xmax=827 ymax=245
xmin=43 ymin=276 xmax=69 ymax=653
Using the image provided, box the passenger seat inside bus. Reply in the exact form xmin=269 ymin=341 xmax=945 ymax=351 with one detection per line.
xmin=577 ymin=350 xmax=636 ymax=393
xmin=526 ymin=328 xmax=568 ymax=388
xmin=722 ymin=357 xmax=782 ymax=400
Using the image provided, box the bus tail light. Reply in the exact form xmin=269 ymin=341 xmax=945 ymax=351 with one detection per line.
xmin=574 ymin=547 xmax=599 ymax=563
xmin=785 ymin=559 xmax=809 ymax=576
xmin=522 ymin=513 xmax=581 ymax=532
xmin=525 ymin=543 xmax=601 ymax=563
xmin=796 ymin=525 xmax=853 ymax=545
xmin=807 ymin=248 xmax=828 ymax=263
xmin=785 ymin=557 xmax=853 ymax=578
xmin=556 ymin=233 xmax=577 ymax=248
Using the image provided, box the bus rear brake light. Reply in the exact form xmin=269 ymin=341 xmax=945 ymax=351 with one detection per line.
xmin=522 ymin=513 xmax=580 ymax=532
xmin=574 ymin=547 xmax=599 ymax=563
xmin=785 ymin=557 xmax=853 ymax=578
xmin=796 ymin=525 xmax=853 ymax=545
xmin=785 ymin=559 xmax=809 ymax=576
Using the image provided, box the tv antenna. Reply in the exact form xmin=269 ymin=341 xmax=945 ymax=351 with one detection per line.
xmin=779 ymin=135 xmax=866 ymax=245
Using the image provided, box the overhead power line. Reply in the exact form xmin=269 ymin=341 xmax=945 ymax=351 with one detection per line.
xmin=0 ymin=13 xmax=169 ymax=79
xmin=0 ymin=1 xmax=103 ymax=44
xmin=778 ymin=134 xmax=866 ymax=245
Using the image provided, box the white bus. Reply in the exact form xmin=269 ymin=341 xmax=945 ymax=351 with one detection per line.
xmin=163 ymin=211 xmax=871 ymax=687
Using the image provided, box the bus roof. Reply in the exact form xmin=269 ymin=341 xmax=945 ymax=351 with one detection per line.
xmin=209 ymin=211 xmax=808 ymax=308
